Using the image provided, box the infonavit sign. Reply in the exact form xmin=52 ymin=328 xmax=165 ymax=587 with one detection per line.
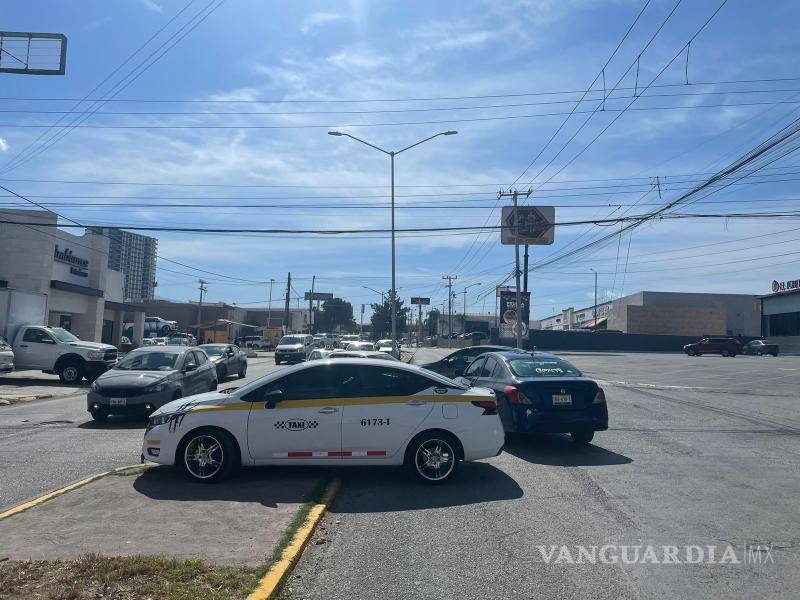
xmin=772 ymin=279 xmax=800 ymax=293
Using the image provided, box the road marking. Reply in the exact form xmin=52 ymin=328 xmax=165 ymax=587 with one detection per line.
xmin=0 ymin=464 xmax=147 ymax=522
xmin=247 ymin=477 xmax=341 ymax=600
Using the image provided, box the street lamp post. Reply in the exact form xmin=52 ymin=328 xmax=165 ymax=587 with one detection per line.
xmin=330 ymin=130 xmax=458 ymax=346
xmin=462 ymin=282 xmax=481 ymax=337
xmin=362 ymin=285 xmax=385 ymax=304
xmin=267 ymin=278 xmax=275 ymax=332
xmin=590 ymin=268 xmax=598 ymax=329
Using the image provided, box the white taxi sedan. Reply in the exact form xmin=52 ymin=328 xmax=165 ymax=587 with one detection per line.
xmin=142 ymin=358 xmax=503 ymax=484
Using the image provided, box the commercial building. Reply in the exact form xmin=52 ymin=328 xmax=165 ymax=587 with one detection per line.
xmin=540 ymin=291 xmax=761 ymax=337
xmin=91 ymin=227 xmax=157 ymax=301
xmin=760 ymin=279 xmax=800 ymax=352
xmin=0 ymin=209 xmax=145 ymax=344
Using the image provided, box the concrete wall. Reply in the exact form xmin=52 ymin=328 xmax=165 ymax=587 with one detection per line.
xmin=625 ymin=305 xmax=727 ymax=336
xmin=527 ymin=329 xmax=758 ymax=353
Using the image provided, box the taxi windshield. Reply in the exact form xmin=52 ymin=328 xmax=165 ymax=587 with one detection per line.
xmin=508 ymin=356 xmax=582 ymax=377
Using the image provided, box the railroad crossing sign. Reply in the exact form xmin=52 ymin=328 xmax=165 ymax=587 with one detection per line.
xmin=501 ymin=206 xmax=555 ymax=245
xmin=410 ymin=297 xmax=430 ymax=305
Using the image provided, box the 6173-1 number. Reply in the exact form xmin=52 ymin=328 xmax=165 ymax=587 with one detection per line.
xmin=360 ymin=418 xmax=390 ymax=427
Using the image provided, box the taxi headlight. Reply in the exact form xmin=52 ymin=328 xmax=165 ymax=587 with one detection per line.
xmin=143 ymin=382 xmax=167 ymax=394
xmin=148 ymin=414 xmax=172 ymax=427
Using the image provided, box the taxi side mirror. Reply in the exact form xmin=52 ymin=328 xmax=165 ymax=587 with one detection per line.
xmin=264 ymin=389 xmax=283 ymax=409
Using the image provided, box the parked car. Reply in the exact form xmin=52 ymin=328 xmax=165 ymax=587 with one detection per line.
xmin=329 ymin=350 xmax=399 ymax=361
xmin=683 ymin=337 xmax=742 ymax=357
xmin=0 ymin=334 xmax=14 ymax=373
xmin=463 ymin=331 xmax=489 ymax=340
xmin=142 ymin=358 xmax=503 ymax=483
xmin=742 ymin=339 xmax=779 ymax=356
xmin=200 ymin=343 xmax=248 ymax=380
xmin=345 ymin=341 xmax=376 ymax=352
xmin=87 ymin=346 xmax=217 ymax=421
xmin=456 ymin=350 xmax=608 ymax=444
xmin=124 ymin=316 xmax=178 ymax=339
xmin=341 ymin=334 xmax=361 ymax=346
xmin=308 ymin=348 xmax=333 ymax=360
xmin=376 ymin=339 xmax=399 ymax=358
xmin=169 ymin=337 xmax=191 ymax=346
xmin=420 ymin=345 xmax=514 ymax=379
xmin=275 ymin=334 xmax=315 ymax=364
xmin=9 ymin=325 xmax=117 ymax=384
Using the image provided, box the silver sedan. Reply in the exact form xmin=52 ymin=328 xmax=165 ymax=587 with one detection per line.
xmin=199 ymin=343 xmax=248 ymax=381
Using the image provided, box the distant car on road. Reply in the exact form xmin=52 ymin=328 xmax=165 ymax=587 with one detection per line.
xmin=142 ymin=358 xmax=503 ymax=483
xmin=87 ymin=346 xmax=217 ymax=421
xmin=742 ymin=339 xmax=779 ymax=356
xmin=376 ymin=339 xmax=399 ymax=358
xmin=345 ymin=341 xmax=375 ymax=352
xmin=308 ymin=348 xmax=333 ymax=360
xmin=275 ymin=334 xmax=314 ymax=364
xmin=462 ymin=331 xmax=489 ymax=340
xmin=329 ymin=349 xmax=399 ymax=361
xmin=456 ymin=350 xmax=608 ymax=444
xmin=683 ymin=337 xmax=742 ymax=357
xmin=200 ymin=343 xmax=248 ymax=380
xmin=0 ymin=334 xmax=14 ymax=373
xmin=420 ymin=345 xmax=514 ymax=379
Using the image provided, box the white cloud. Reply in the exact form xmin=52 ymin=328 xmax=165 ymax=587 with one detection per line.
xmin=301 ymin=12 xmax=346 ymax=35
xmin=0 ymin=137 xmax=8 ymax=152
xmin=138 ymin=0 xmax=163 ymax=13
xmin=326 ymin=47 xmax=390 ymax=71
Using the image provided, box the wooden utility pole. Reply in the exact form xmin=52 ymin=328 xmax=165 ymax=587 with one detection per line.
xmin=441 ymin=275 xmax=457 ymax=348
xmin=196 ymin=280 xmax=207 ymax=340
xmin=283 ymin=272 xmax=291 ymax=334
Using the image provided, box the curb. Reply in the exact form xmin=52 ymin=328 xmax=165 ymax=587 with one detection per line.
xmin=0 ymin=464 xmax=148 ymax=522
xmin=247 ymin=477 xmax=341 ymax=600
xmin=0 ymin=394 xmax=54 ymax=405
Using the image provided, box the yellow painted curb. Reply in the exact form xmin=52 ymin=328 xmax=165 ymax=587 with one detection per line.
xmin=0 ymin=464 xmax=147 ymax=522
xmin=247 ymin=478 xmax=341 ymax=600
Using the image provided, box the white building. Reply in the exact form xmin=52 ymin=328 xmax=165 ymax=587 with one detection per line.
xmin=0 ymin=209 xmax=145 ymax=344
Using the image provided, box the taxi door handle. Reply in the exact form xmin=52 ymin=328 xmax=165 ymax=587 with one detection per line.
xmin=406 ymin=399 xmax=427 ymax=406
xmin=318 ymin=406 xmax=338 ymax=414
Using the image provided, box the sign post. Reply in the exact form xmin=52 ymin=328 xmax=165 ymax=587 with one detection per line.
xmin=411 ymin=297 xmax=430 ymax=347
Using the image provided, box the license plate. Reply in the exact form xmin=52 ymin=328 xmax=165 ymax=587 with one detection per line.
xmin=552 ymin=394 xmax=572 ymax=405
xmin=109 ymin=397 xmax=126 ymax=406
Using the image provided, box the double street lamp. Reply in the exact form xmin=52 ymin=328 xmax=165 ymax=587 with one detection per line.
xmin=329 ymin=129 xmax=458 ymax=345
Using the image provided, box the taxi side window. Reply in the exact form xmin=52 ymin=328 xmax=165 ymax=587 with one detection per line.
xmin=356 ymin=366 xmax=437 ymax=396
xmin=464 ymin=357 xmax=485 ymax=378
xmin=480 ymin=357 xmax=497 ymax=378
xmin=248 ymin=365 xmax=353 ymax=402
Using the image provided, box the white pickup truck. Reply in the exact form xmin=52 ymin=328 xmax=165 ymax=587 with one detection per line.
xmin=10 ymin=325 xmax=118 ymax=384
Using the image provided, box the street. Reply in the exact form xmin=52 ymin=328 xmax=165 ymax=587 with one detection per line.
xmin=2 ymin=349 xmax=799 ymax=598
xmin=279 ymin=349 xmax=800 ymax=599
xmin=0 ymin=354 xmax=283 ymax=510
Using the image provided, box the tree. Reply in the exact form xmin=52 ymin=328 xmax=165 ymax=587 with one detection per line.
xmin=425 ymin=308 xmax=440 ymax=337
xmin=370 ymin=292 xmax=410 ymax=339
xmin=314 ymin=298 xmax=356 ymax=333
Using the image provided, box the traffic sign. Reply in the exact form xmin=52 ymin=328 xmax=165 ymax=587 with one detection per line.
xmin=501 ymin=206 xmax=555 ymax=245
xmin=305 ymin=292 xmax=334 ymax=301
xmin=410 ymin=297 xmax=430 ymax=305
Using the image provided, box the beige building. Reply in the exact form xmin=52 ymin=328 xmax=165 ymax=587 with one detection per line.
xmin=0 ymin=209 xmax=145 ymax=344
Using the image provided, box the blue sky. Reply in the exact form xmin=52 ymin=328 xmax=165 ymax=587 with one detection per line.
xmin=2 ymin=0 xmax=800 ymax=320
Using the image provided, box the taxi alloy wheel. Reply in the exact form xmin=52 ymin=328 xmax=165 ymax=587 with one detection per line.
xmin=180 ymin=429 xmax=238 ymax=483
xmin=410 ymin=433 xmax=459 ymax=484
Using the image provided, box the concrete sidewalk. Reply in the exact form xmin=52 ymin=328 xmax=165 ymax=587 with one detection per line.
xmin=0 ymin=370 xmax=86 ymax=404
xmin=0 ymin=466 xmax=324 ymax=566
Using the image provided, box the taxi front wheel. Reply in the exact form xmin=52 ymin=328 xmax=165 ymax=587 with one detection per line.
xmin=178 ymin=428 xmax=239 ymax=483
xmin=406 ymin=432 xmax=460 ymax=485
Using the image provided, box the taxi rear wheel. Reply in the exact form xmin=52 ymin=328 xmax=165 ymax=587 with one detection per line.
xmin=178 ymin=428 xmax=239 ymax=483
xmin=406 ymin=431 xmax=460 ymax=485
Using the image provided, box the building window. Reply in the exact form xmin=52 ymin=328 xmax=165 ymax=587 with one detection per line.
xmin=768 ymin=311 xmax=800 ymax=336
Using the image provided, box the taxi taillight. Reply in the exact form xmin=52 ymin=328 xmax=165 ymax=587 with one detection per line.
xmin=471 ymin=399 xmax=497 ymax=413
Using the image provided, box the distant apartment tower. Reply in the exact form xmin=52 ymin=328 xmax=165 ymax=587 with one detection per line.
xmin=92 ymin=228 xmax=158 ymax=301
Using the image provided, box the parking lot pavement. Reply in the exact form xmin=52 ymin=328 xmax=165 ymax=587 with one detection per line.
xmin=0 ymin=356 xmax=282 ymax=511
xmin=282 ymin=351 xmax=800 ymax=600
xmin=0 ymin=370 xmax=86 ymax=402
xmin=0 ymin=466 xmax=321 ymax=566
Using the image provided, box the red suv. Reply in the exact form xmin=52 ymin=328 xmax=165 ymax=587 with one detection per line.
xmin=683 ymin=337 xmax=742 ymax=357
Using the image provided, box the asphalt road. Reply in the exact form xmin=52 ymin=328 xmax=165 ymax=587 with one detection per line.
xmin=0 ymin=354 xmax=283 ymax=510
xmin=281 ymin=349 xmax=800 ymax=600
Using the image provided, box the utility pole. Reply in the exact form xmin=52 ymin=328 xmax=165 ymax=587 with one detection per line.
xmin=418 ymin=304 xmax=423 ymax=347
xmin=442 ymin=275 xmax=457 ymax=348
xmin=590 ymin=268 xmax=598 ymax=329
xmin=360 ymin=304 xmax=365 ymax=336
xmin=498 ymin=188 xmax=532 ymax=349
xmin=308 ymin=275 xmax=315 ymax=334
xmin=196 ymin=280 xmax=207 ymax=341
xmin=523 ymin=245 xmax=529 ymax=294
xmin=267 ymin=278 xmax=274 ymax=332
xmin=283 ymin=272 xmax=291 ymax=334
